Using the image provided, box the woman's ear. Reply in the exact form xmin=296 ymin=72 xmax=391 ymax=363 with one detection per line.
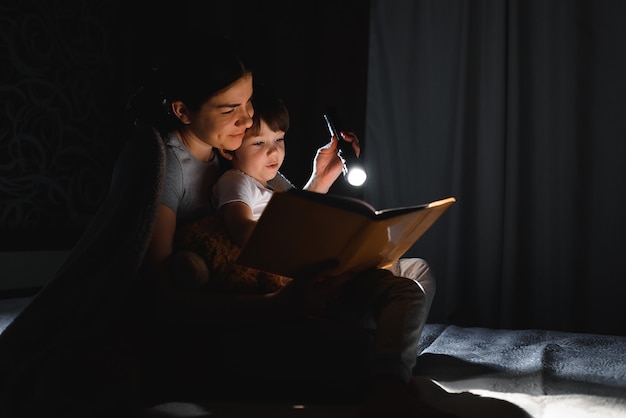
xmin=171 ymin=100 xmax=191 ymax=124
xmin=218 ymin=148 xmax=235 ymax=161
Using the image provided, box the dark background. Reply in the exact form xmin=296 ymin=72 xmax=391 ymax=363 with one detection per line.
xmin=2 ymin=0 xmax=625 ymax=336
xmin=364 ymin=0 xmax=626 ymax=336
xmin=0 ymin=0 xmax=369 ymax=252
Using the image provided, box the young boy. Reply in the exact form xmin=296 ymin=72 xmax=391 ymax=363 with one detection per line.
xmin=212 ymin=83 xmax=293 ymax=248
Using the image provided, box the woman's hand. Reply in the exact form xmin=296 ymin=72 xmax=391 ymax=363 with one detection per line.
xmin=303 ymin=130 xmax=361 ymax=194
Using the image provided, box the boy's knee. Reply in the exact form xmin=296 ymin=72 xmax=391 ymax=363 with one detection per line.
xmin=397 ymin=258 xmax=435 ymax=296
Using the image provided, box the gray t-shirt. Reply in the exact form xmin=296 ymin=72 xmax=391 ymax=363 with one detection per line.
xmin=161 ymin=131 xmax=220 ymax=224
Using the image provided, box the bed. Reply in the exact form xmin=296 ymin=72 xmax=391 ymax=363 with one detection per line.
xmin=1 ymin=294 xmax=624 ymax=418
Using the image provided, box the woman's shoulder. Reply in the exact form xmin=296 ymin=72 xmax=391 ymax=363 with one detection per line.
xmin=164 ymin=134 xmax=219 ymax=175
xmin=161 ymin=130 xmax=179 ymax=146
xmin=163 ymin=132 xmax=188 ymax=158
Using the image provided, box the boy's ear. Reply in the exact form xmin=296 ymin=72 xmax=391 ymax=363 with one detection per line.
xmin=218 ymin=148 xmax=235 ymax=160
xmin=170 ymin=100 xmax=191 ymax=124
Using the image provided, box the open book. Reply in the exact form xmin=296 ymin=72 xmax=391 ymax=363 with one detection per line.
xmin=237 ymin=189 xmax=456 ymax=278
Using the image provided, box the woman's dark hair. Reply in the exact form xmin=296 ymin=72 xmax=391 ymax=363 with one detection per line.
xmin=126 ymin=33 xmax=252 ymax=132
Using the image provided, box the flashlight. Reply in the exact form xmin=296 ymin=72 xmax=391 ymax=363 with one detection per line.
xmin=322 ymin=113 xmax=367 ymax=186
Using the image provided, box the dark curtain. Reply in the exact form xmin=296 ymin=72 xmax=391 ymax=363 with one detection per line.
xmin=365 ymin=0 xmax=626 ymax=335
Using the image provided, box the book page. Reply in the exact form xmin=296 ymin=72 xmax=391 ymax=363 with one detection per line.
xmin=339 ymin=205 xmax=451 ymax=273
xmin=237 ymin=191 xmax=371 ymax=278
xmin=237 ymin=191 xmax=455 ymax=278
xmin=378 ymin=204 xmax=452 ymax=263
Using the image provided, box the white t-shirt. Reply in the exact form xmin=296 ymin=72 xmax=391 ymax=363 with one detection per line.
xmin=213 ymin=169 xmax=275 ymax=221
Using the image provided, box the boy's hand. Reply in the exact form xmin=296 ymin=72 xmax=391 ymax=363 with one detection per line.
xmin=304 ymin=131 xmax=361 ymax=193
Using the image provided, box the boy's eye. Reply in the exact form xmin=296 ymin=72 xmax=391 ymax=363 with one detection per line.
xmin=276 ymin=138 xmax=284 ymax=143
xmin=252 ymin=141 xmax=263 ymax=146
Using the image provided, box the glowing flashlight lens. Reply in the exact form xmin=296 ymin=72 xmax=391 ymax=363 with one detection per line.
xmin=346 ymin=167 xmax=367 ymax=186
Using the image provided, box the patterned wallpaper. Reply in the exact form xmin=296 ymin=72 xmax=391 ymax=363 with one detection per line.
xmin=0 ymin=0 xmax=145 ymax=251
xmin=0 ymin=1 xmax=367 ymax=252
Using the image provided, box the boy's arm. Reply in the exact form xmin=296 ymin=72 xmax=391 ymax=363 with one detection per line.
xmin=220 ymin=201 xmax=257 ymax=247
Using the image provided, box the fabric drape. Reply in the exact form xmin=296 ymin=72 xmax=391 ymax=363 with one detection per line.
xmin=365 ymin=0 xmax=626 ymax=335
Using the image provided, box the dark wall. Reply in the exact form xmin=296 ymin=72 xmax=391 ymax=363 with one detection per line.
xmin=0 ymin=0 xmax=369 ymax=253
xmin=1 ymin=0 xmax=137 ymax=250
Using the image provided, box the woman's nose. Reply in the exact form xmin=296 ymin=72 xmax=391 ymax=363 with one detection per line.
xmin=239 ymin=111 xmax=253 ymax=128
xmin=237 ymin=105 xmax=253 ymax=128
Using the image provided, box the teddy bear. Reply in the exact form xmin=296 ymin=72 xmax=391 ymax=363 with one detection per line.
xmin=172 ymin=213 xmax=291 ymax=294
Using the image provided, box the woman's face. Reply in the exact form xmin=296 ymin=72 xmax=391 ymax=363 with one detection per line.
xmin=182 ymin=74 xmax=254 ymax=151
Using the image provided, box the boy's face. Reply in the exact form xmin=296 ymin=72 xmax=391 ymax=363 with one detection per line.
xmin=231 ymin=119 xmax=285 ymax=185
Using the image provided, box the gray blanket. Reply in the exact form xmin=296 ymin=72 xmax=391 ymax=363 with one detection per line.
xmin=414 ymin=324 xmax=626 ymax=417
xmin=3 ymin=298 xmax=625 ymax=418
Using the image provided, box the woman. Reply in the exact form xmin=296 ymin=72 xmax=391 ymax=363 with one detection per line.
xmin=129 ymin=34 xmax=438 ymax=417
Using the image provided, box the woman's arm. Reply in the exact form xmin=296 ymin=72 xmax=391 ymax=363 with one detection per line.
xmin=141 ymin=204 xmax=280 ymax=324
xmin=142 ymin=204 xmax=177 ymax=294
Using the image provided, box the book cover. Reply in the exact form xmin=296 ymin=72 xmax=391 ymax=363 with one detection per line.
xmin=237 ymin=189 xmax=455 ymax=278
